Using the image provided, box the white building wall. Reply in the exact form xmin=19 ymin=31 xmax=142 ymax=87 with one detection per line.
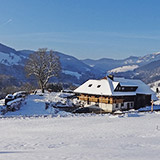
xmin=123 ymin=102 xmax=128 ymax=110
xmin=82 ymin=101 xmax=113 ymax=112
xmin=113 ymin=103 xmax=121 ymax=111
xmin=81 ymin=100 xmax=135 ymax=113
xmin=99 ymin=103 xmax=113 ymax=112
xmin=112 ymin=101 xmax=134 ymax=111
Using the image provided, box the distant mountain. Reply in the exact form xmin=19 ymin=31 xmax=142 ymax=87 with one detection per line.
xmin=123 ymin=56 xmax=139 ymax=65
xmin=82 ymin=58 xmax=123 ymax=71
xmin=1 ymin=42 xmax=160 ymax=87
xmin=0 ymin=43 xmax=17 ymax=54
xmin=0 ymin=43 xmax=103 ymax=87
xmin=82 ymin=56 xmax=140 ymax=73
xmin=136 ymin=52 xmax=160 ymax=65
xmin=83 ymin=53 xmax=160 ymax=74
xmin=110 ymin=59 xmax=160 ymax=84
xmin=17 ymin=50 xmax=34 ymax=57
xmin=0 ymin=43 xmax=24 ymax=66
xmin=83 ymin=53 xmax=160 ymax=84
xmin=0 ymin=43 xmax=27 ymax=85
xmin=132 ymin=60 xmax=160 ymax=83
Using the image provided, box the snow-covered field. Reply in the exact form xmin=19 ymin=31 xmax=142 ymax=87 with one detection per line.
xmin=1 ymin=112 xmax=160 ymax=160
xmin=1 ymin=91 xmax=160 ymax=160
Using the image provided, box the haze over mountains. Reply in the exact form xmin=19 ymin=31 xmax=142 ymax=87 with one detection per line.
xmin=0 ymin=43 xmax=160 ymax=87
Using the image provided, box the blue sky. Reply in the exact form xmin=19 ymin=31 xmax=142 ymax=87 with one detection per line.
xmin=1 ymin=0 xmax=160 ymax=59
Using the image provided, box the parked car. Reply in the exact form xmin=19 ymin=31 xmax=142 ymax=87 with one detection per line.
xmin=5 ymin=94 xmax=15 ymax=105
xmin=13 ymin=91 xmax=27 ymax=99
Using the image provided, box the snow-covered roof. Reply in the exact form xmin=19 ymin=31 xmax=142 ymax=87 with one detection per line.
xmin=74 ymin=77 xmax=155 ymax=97
xmin=74 ymin=78 xmax=113 ymax=96
xmin=119 ymin=82 xmax=138 ymax=87
xmin=114 ymin=77 xmax=154 ymax=95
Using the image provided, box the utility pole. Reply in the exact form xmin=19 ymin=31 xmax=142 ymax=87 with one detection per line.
xmin=151 ymin=99 xmax=154 ymax=112
xmin=100 ymin=93 xmax=102 ymax=114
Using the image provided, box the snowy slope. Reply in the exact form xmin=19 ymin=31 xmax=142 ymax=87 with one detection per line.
xmin=0 ymin=43 xmax=27 ymax=66
xmin=1 ymin=112 xmax=160 ymax=160
xmin=0 ymin=52 xmax=22 ymax=66
xmin=108 ymin=65 xmax=139 ymax=73
xmin=62 ymin=70 xmax=82 ymax=79
xmin=4 ymin=92 xmax=75 ymax=116
xmin=5 ymin=95 xmax=50 ymax=116
xmin=137 ymin=52 xmax=160 ymax=64
xmin=149 ymin=80 xmax=160 ymax=92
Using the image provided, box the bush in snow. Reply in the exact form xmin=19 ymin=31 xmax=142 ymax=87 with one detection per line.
xmin=46 ymin=83 xmax=63 ymax=92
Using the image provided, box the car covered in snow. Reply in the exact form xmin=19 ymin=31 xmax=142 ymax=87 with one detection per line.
xmin=13 ymin=91 xmax=27 ymax=99
xmin=5 ymin=94 xmax=15 ymax=105
xmin=4 ymin=91 xmax=27 ymax=105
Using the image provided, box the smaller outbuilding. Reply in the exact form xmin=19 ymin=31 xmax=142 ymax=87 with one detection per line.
xmin=74 ymin=76 xmax=156 ymax=113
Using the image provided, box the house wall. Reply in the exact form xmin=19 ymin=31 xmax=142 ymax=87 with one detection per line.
xmin=82 ymin=102 xmax=113 ymax=112
xmin=81 ymin=100 xmax=135 ymax=113
xmin=99 ymin=103 xmax=113 ymax=112
xmin=112 ymin=101 xmax=134 ymax=111
xmin=77 ymin=94 xmax=144 ymax=112
xmin=123 ymin=102 xmax=134 ymax=110
xmin=78 ymin=94 xmax=114 ymax=104
xmin=135 ymin=94 xmax=151 ymax=109
xmin=83 ymin=101 xmax=134 ymax=112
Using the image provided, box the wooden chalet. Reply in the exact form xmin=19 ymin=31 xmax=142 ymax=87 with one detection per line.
xmin=74 ymin=76 xmax=156 ymax=112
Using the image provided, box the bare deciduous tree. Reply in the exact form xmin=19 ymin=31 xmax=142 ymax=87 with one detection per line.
xmin=25 ymin=48 xmax=61 ymax=93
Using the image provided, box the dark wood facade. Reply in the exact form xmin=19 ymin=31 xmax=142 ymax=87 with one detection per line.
xmin=135 ymin=94 xmax=151 ymax=109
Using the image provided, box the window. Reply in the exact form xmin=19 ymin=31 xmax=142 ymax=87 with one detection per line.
xmin=115 ymin=104 xmax=119 ymax=108
xmin=127 ymin=103 xmax=130 ymax=109
xmin=115 ymin=86 xmax=138 ymax=92
xmin=88 ymin=84 xmax=92 ymax=87
xmin=97 ymin=85 xmax=101 ymax=88
xmin=130 ymin=102 xmax=134 ymax=107
xmin=95 ymin=102 xmax=99 ymax=106
xmin=87 ymin=98 xmax=90 ymax=105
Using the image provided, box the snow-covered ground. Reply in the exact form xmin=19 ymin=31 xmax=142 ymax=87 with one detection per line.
xmin=149 ymin=80 xmax=160 ymax=105
xmin=149 ymin=80 xmax=160 ymax=93
xmin=1 ymin=91 xmax=160 ymax=159
xmin=1 ymin=112 xmax=160 ymax=160
xmin=0 ymin=92 xmax=76 ymax=117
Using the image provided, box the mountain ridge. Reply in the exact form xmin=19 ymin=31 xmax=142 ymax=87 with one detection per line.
xmin=0 ymin=43 xmax=160 ymax=85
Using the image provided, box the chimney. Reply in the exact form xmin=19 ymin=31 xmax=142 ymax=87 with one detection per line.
xmin=108 ymin=75 xmax=114 ymax=80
